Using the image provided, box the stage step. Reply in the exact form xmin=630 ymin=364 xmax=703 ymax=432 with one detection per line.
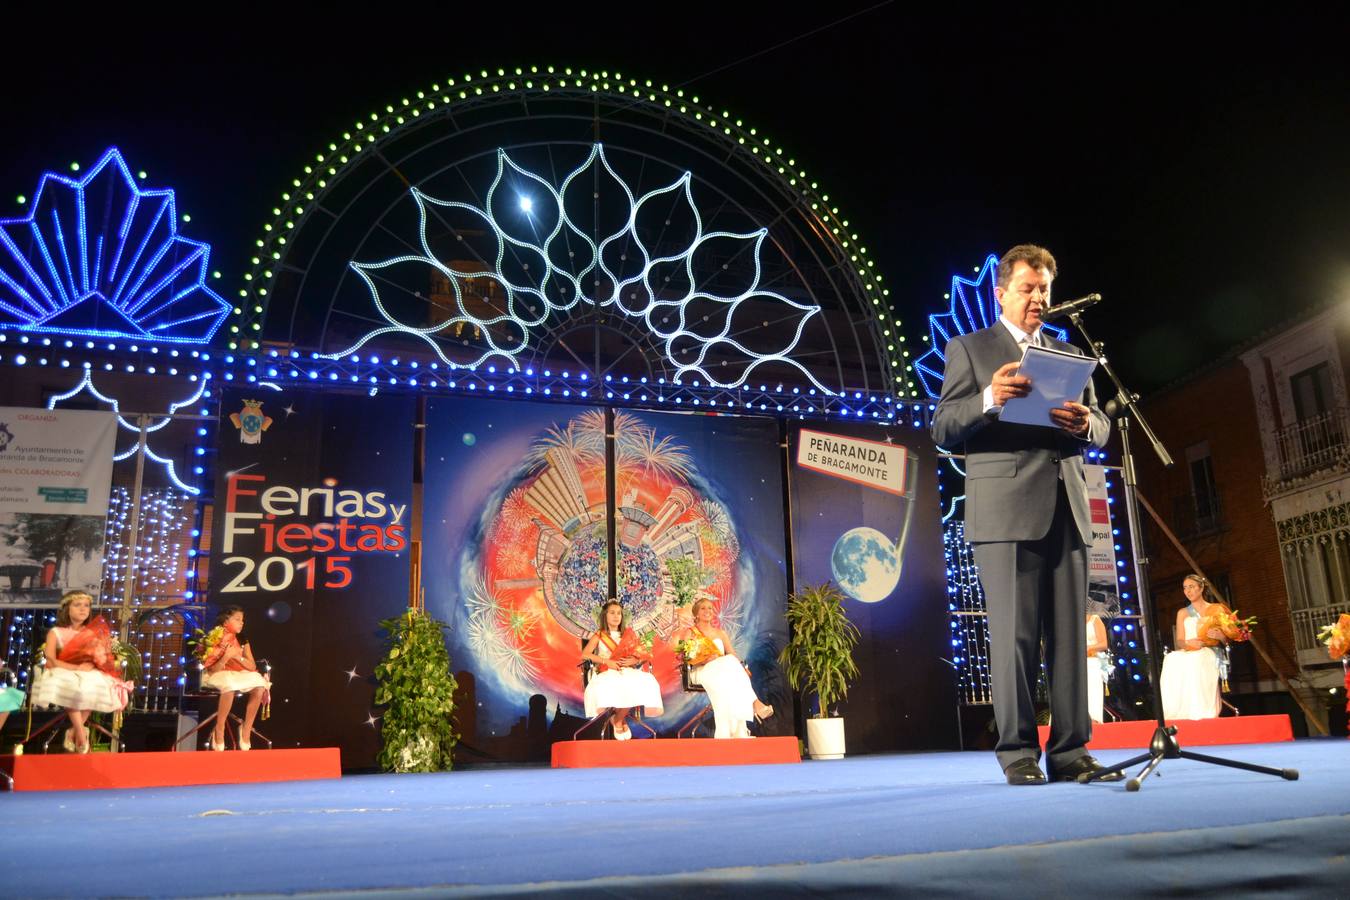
xmin=552 ymin=736 xmax=801 ymax=768
xmin=0 ymin=748 xmax=341 ymax=792
xmin=1038 ymin=714 xmax=1294 ymax=751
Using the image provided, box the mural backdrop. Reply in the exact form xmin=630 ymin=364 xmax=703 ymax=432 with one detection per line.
xmin=423 ymin=398 xmax=789 ymax=761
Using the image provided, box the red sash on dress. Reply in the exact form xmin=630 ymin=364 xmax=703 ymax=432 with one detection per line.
xmin=202 ymin=630 xmax=253 ymax=672
xmin=596 ymin=629 xmax=640 ymax=672
xmin=685 ymin=626 xmax=723 ymax=667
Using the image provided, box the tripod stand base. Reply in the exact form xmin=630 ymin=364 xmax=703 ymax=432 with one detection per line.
xmin=1085 ymin=724 xmax=1299 ymax=791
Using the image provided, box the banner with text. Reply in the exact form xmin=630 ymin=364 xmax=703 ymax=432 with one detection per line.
xmin=789 ymin=422 xmax=957 ymax=753
xmin=210 ymin=388 xmax=414 ymax=765
xmin=1083 ymin=463 xmax=1120 ymax=617
xmin=0 ymin=407 xmax=116 ymax=604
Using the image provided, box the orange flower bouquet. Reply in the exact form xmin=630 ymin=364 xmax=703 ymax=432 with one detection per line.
xmin=1317 ymin=614 xmax=1350 ymax=661
xmin=1197 ymin=606 xmax=1256 ymax=646
xmin=1318 ymin=614 xmax=1350 ymax=715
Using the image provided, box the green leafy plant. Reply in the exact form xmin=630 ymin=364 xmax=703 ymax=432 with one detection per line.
xmin=778 ymin=582 xmax=860 ymax=719
xmin=665 ymin=556 xmax=710 ymax=607
xmin=373 ymin=609 xmax=459 ymax=773
xmin=111 ymin=637 xmax=142 ymax=687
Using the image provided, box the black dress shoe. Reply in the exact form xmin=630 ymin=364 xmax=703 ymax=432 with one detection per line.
xmin=1004 ymin=758 xmax=1047 ymax=785
xmin=1050 ymin=754 xmax=1126 ymax=783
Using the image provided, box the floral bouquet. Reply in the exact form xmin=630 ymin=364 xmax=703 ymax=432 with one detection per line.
xmin=189 ymin=625 xmax=226 ymax=665
xmin=675 ymin=636 xmax=719 ymax=667
xmin=1318 ymin=614 xmax=1350 ymax=715
xmin=1318 ymin=614 xmax=1350 ymax=661
xmin=1197 ymin=607 xmax=1256 ymax=645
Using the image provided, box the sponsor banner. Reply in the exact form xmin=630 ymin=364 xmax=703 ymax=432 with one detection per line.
xmin=0 ymin=407 xmax=116 ymax=603
xmin=1083 ymin=463 xmax=1120 ymax=613
xmin=0 ymin=408 xmax=115 ymax=514
xmin=797 ymin=428 xmax=907 ymax=495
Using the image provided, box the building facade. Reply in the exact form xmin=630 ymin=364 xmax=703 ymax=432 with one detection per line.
xmin=1133 ymin=303 xmax=1349 ymax=732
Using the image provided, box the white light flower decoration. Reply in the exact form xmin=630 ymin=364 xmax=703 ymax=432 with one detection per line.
xmin=324 ymin=144 xmax=833 ymax=394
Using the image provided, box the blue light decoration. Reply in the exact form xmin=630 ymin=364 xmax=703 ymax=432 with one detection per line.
xmin=323 ymin=145 xmax=834 ymax=395
xmin=0 ymin=148 xmax=229 ymax=344
xmin=914 ymin=254 xmax=1067 ymax=400
xmin=46 ymin=367 xmax=208 ymax=495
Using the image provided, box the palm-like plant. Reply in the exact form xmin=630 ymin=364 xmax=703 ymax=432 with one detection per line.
xmin=778 ymin=582 xmax=860 ymax=718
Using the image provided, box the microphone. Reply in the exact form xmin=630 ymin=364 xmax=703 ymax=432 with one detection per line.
xmin=1040 ymin=293 xmax=1102 ymax=321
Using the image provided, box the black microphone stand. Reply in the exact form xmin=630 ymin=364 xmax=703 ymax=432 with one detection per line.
xmin=1063 ymin=310 xmax=1298 ymax=790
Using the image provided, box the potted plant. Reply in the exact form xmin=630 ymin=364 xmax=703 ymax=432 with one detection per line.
xmin=778 ymin=582 xmax=860 ymax=760
xmin=373 ymin=609 xmax=459 ymax=773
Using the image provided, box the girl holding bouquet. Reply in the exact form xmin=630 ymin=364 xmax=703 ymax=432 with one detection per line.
xmin=1160 ymin=574 xmax=1225 ymax=720
xmin=199 ymin=606 xmax=270 ymax=751
xmin=581 ymin=601 xmax=663 ymax=740
xmin=30 ymin=591 xmax=131 ymax=752
xmin=675 ymin=598 xmax=773 ymax=739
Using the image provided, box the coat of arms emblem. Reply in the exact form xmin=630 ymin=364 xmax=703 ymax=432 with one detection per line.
xmin=229 ymin=400 xmax=273 ymax=444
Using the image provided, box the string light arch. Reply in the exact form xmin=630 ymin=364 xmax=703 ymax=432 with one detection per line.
xmin=236 ymin=66 xmax=915 ymax=398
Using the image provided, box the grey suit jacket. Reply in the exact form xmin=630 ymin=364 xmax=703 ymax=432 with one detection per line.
xmin=930 ymin=324 xmax=1110 ymax=544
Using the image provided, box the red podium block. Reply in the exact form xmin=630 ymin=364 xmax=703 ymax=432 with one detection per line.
xmin=552 ymin=736 xmax=801 ymax=768
xmin=1037 ymin=714 xmax=1294 ymax=751
xmin=0 ymin=748 xmax=341 ymax=792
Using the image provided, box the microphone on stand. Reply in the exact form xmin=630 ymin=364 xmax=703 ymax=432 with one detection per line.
xmin=1040 ymin=293 xmax=1102 ymax=321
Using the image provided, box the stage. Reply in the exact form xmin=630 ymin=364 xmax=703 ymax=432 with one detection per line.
xmin=0 ymin=739 xmax=1345 ymax=897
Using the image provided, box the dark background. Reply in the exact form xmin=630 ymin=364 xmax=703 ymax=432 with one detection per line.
xmin=4 ymin=4 xmax=1347 ymax=394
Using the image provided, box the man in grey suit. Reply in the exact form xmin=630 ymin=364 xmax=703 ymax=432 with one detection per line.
xmin=932 ymin=244 xmax=1122 ymax=785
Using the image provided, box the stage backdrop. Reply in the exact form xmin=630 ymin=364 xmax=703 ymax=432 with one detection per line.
xmin=210 ymin=387 xmax=414 ymax=767
xmin=789 ymin=421 xmax=958 ymax=753
xmin=423 ymin=399 xmax=789 ymax=761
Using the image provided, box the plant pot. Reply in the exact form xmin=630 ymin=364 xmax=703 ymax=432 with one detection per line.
xmin=806 ymin=716 xmax=846 ymax=760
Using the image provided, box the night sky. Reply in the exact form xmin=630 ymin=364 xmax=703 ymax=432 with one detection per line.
xmin=5 ymin=4 xmax=1348 ymax=394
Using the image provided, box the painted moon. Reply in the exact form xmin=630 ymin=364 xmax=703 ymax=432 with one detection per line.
xmin=830 ymin=526 xmax=899 ymax=603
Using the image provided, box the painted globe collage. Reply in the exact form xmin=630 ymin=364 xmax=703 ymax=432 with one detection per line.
xmin=462 ymin=410 xmax=741 ymax=706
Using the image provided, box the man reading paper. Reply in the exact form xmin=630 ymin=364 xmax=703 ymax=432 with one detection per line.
xmin=931 ymin=244 xmax=1120 ymax=786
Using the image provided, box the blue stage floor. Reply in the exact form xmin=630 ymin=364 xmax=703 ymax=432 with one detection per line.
xmin=3 ymin=740 xmax=1348 ymax=897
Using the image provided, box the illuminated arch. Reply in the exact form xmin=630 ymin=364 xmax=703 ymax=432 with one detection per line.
xmin=236 ymin=66 xmax=916 ymax=397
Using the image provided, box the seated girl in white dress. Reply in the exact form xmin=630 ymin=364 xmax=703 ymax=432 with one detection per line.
xmin=29 ymin=591 xmax=132 ymax=752
xmin=675 ymin=598 xmax=773 ymax=739
xmin=581 ymin=601 xmax=663 ymax=740
xmin=1159 ymin=574 xmax=1224 ymax=720
xmin=199 ymin=606 xmax=271 ymax=751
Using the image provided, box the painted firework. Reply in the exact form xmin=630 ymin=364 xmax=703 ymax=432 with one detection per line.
xmin=424 ymin=398 xmax=785 ymax=747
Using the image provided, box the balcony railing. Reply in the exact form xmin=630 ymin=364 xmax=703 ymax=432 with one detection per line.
xmin=1273 ymin=406 xmax=1350 ymax=484
xmin=1292 ymin=601 xmax=1350 ymax=660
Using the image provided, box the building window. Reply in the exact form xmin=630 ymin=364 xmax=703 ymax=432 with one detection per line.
xmin=1291 ymin=362 xmax=1332 ymax=421
xmin=1178 ymin=442 xmax=1222 ymax=536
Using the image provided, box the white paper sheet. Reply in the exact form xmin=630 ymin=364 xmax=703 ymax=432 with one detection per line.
xmin=998 ymin=344 xmax=1098 ymax=428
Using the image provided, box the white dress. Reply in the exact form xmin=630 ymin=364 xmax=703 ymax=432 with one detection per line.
xmin=202 ymin=668 xmax=269 ymax=693
xmin=1160 ymin=613 xmax=1221 ymax=720
xmin=689 ymin=638 xmax=757 ymax=739
xmin=29 ymin=627 xmax=129 ymax=713
xmin=1086 ymin=619 xmax=1105 ymax=724
xmin=583 ymin=631 xmax=664 ymax=717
